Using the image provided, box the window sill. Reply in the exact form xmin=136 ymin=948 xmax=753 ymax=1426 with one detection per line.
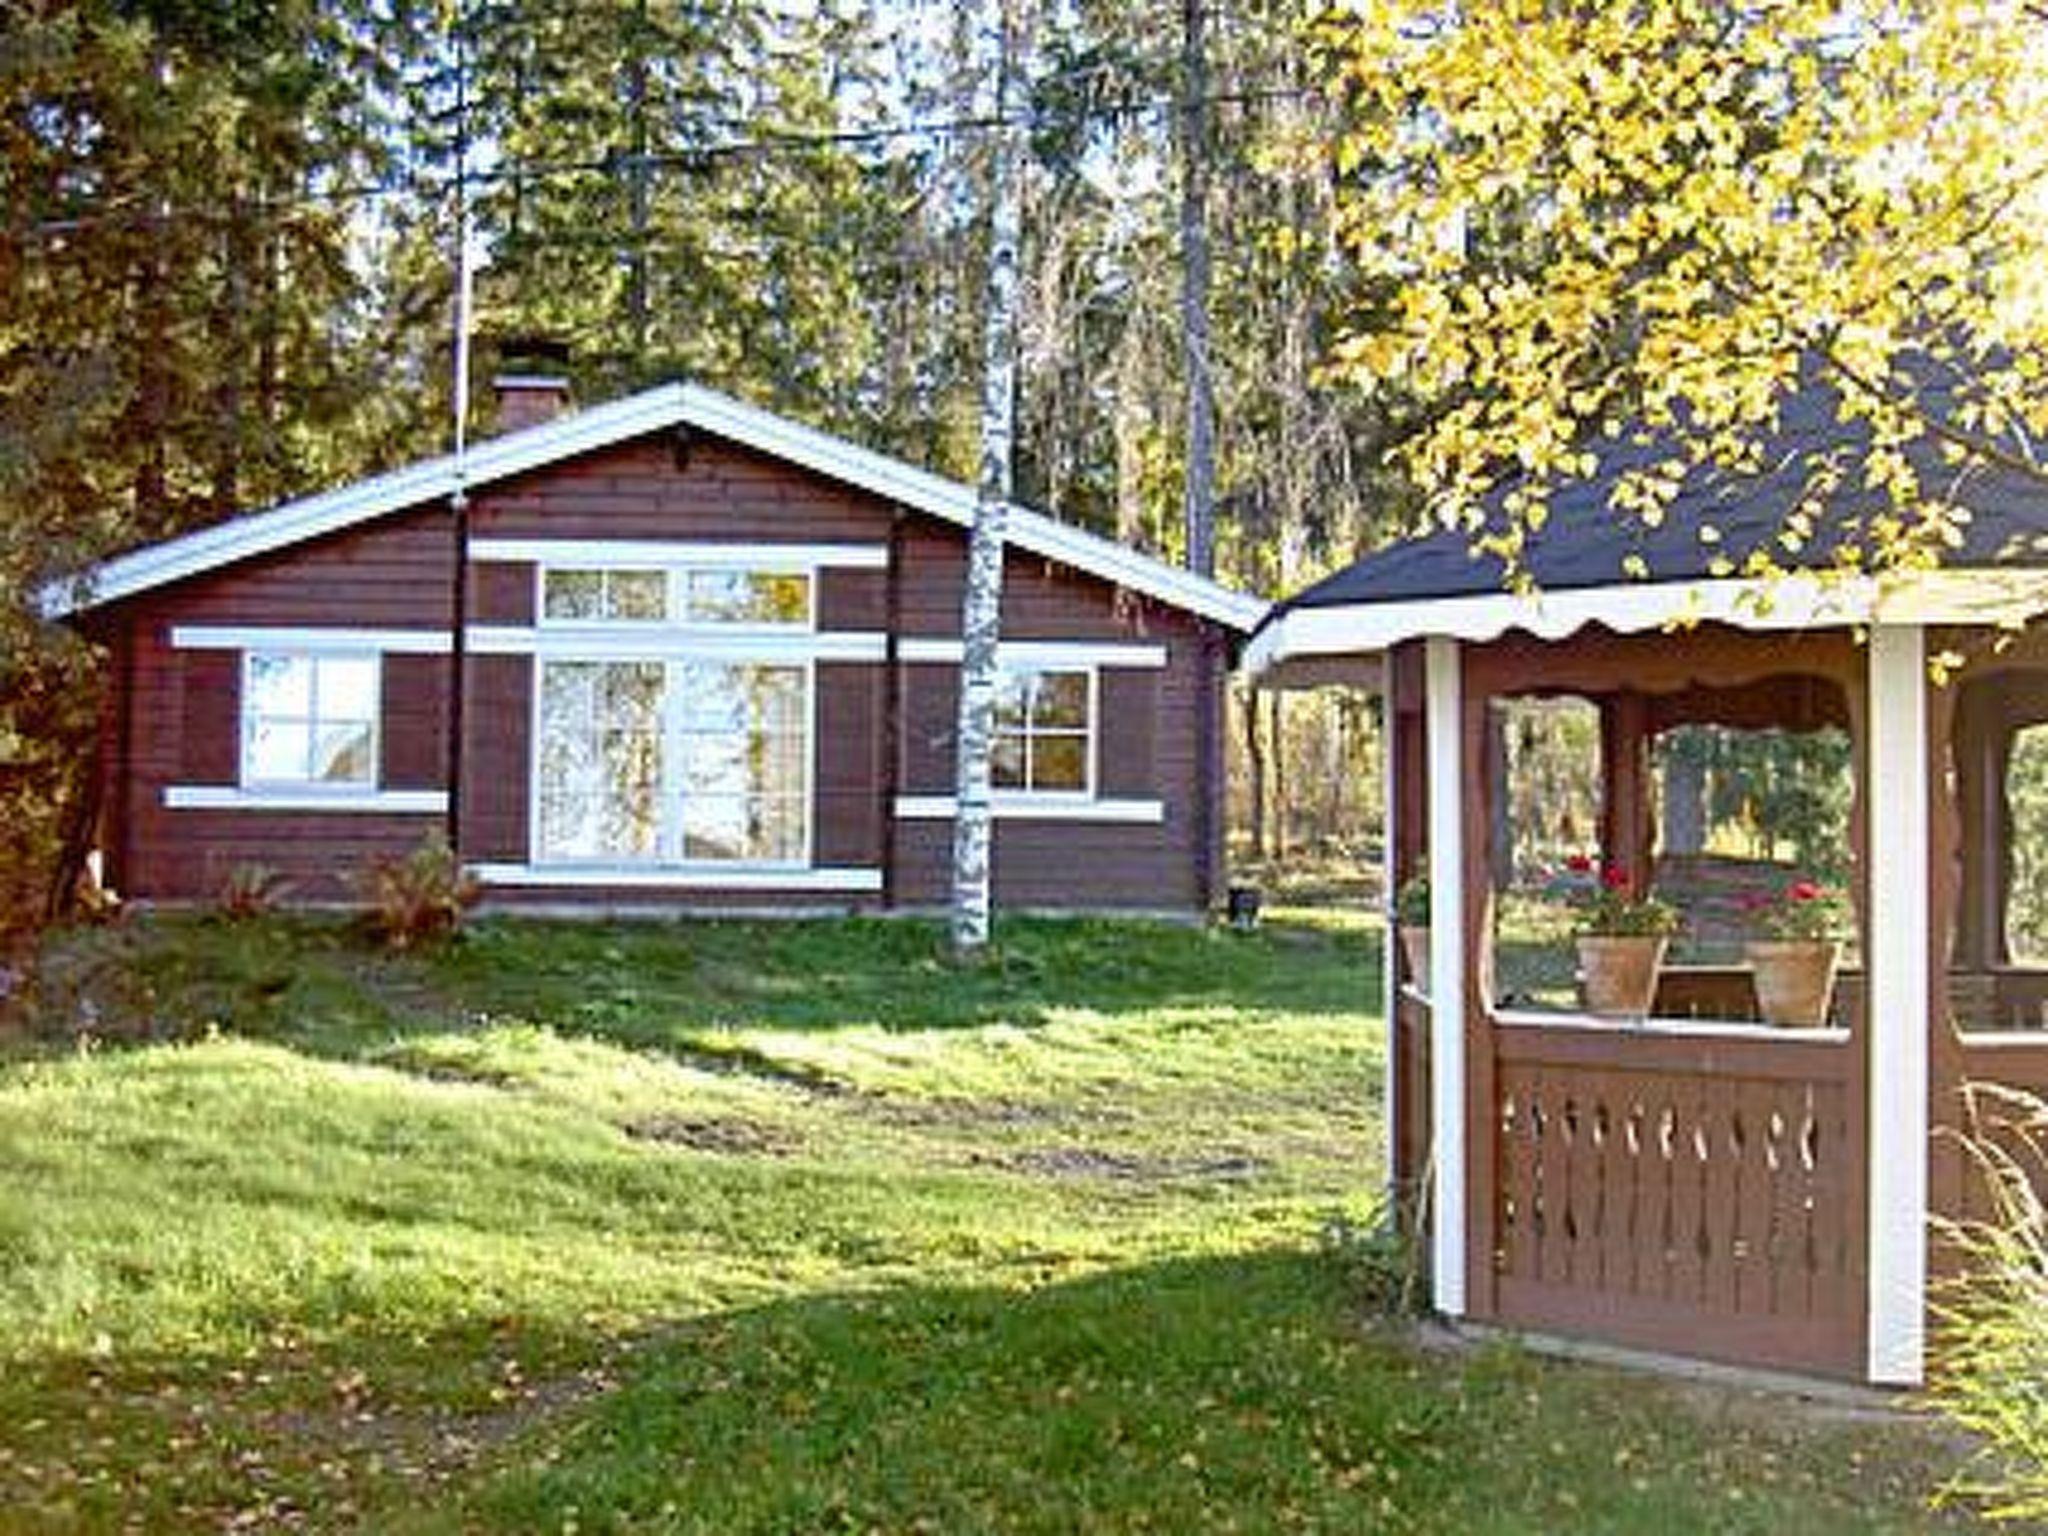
xmin=473 ymin=863 xmax=883 ymax=892
xmin=164 ymin=785 xmax=446 ymax=813
xmin=893 ymin=795 xmax=1165 ymax=824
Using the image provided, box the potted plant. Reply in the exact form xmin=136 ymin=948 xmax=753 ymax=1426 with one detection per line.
xmin=1566 ymin=857 xmax=1681 ymax=1020
xmin=1393 ymin=871 xmax=1433 ymax=986
xmin=1745 ymin=878 xmax=1849 ymax=1028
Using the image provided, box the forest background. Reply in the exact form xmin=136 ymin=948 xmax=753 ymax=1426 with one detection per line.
xmin=2 ymin=0 xmax=1411 ymax=933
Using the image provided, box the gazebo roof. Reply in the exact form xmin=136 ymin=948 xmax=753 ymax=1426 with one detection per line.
xmin=1251 ymin=378 xmax=2048 ymax=677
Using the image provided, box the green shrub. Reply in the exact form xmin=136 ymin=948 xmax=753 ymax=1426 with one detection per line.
xmin=1930 ymin=1084 xmax=2048 ymax=1522
xmin=215 ymin=862 xmax=291 ymax=921
xmin=1319 ymin=1202 xmax=1426 ymax=1319
xmin=362 ymin=832 xmax=479 ymax=950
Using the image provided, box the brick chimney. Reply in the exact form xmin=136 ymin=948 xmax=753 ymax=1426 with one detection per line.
xmin=492 ymin=373 xmax=574 ymax=433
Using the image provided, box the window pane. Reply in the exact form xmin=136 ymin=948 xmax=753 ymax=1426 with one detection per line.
xmin=316 ymin=657 xmax=378 ymax=721
xmin=991 ymin=732 xmax=1027 ymax=788
xmin=993 ymin=672 xmax=1031 ymax=730
xmin=1032 ymin=672 xmax=1088 ymax=730
xmin=681 ymin=796 xmax=750 ymax=860
xmin=538 ymin=661 xmax=661 ymax=861
xmin=544 ymin=570 xmax=604 ymax=619
xmin=608 ymin=570 xmax=667 ymax=620
xmin=683 ymin=570 xmax=810 ymax=624
xmin=246 ymin=720 xmax=307 ymax=781
xmin=1031 ymin=734 xmax=1087 ymax=791
xmin=248 ymin=653 xmax=312 ymax=717
xmin=312 ymin=723 xmax=375 ymax=784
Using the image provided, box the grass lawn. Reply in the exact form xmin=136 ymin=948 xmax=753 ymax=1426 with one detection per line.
xmin=0 ymin=910 xmax=1973 ymax=1532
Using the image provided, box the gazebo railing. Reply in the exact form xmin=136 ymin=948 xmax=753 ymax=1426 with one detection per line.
xmin=1488 ymin=1017 xmax=1861 ymax=1374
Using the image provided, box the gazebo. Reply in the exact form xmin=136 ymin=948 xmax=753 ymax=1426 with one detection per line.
xmin=1249 ymin=391 xmax=2048 ymax=1386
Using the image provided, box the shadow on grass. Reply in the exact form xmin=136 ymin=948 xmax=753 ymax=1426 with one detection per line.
xmin=6 ymin=910 xmax=1384 ymax=1069
xmin=433 ymin=1249 xmax=1960 ymax=1536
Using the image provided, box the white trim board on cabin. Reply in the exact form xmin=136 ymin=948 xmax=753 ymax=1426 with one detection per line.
xmin=43 ymin=383 xmax=1267 ymax=632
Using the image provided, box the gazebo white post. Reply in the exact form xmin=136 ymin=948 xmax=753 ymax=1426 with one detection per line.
xmin=1425 ymin=635 xmax=1467 ymax=1316
xmin=1867 ymin=621 xmax=1929 ymax=1386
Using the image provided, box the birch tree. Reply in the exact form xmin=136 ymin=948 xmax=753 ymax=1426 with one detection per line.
xmin=1315 ymin=1 xmax=2048 ymax=578
xmin=950 ymin=0 xmax=1030 ymax=953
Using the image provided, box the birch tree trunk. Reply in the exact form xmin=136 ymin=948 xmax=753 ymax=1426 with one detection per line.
xmin=950 ymin=0 xmax=1027 ymax=954
xmin=1179 ymin=0 xmax=1216 ymax=579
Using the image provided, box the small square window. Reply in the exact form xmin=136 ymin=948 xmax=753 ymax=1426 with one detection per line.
xmin=242 ymin=654 xmax=378 ymax=788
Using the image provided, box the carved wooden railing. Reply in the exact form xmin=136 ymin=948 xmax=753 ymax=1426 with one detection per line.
xmin=1489 ymin=1019 xmax=1862 ymax=1375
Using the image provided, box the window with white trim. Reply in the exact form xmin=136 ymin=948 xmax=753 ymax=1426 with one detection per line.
xmin=242 ymin=653 xmax=379 ymax=788
xmin=540 ymin=566 xmax=811 ymax=627
xmin=992 ymin=667 xmax=1092 ymax=794
xmin=536 ymin=660 xmax=810 ymax=864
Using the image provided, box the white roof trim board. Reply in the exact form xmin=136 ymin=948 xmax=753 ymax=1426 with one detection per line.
xmin=1244 ymin=568 xmax=2048 ymax=682
xmin=41 ymin=383 xmax=1268 ymax=633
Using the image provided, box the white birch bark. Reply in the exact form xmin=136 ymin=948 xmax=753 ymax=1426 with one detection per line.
xmin=1179 ymin=0 xmax=1216 ymax=580
xmin=949 ymin=0 xmax=1027 ymax=953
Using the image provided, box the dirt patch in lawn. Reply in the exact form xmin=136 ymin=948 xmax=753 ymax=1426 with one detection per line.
xmin=622 ymin=1115 xmax=801 ymax=1157
xmin=981 ymin=1146 xmax=1268 ymax=1182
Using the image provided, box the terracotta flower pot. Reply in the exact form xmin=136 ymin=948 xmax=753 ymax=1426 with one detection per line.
xmin=1577 ymin=935 xmax=1667 ymax=1019
xmin=1399 ymin=925 xmax=1431 ymax=987
xmin=1746 ymin=938 xmax=1840 ymax=1028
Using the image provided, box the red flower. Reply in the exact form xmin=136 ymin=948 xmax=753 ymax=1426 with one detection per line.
xmin=1565 ymin=854 xmax=1595 ymax=874
xmin=1787 ymin=880 xmax=1822 ymax=903
xmin=1601 ymin=865 xmax=1631 ymax=891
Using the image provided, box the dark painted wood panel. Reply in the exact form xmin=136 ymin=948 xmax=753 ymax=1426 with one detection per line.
xmin=157 ymin=515 xmax=456 ymax=628
xmin=131 ymin=812 xmax=444 ymax=901
xmin=383 ymin=655 xmax=450 ymax=790
xmin=470 ymin=562 xmax=535 ymax=624
xmin=890 ymin=819 xmax=1199 ymax=910
xmin=814 ymin=661 xmax=884 ymax=865
xmin=1097 ymin=669 xmax=1159 ymax=799
xmin=472 ymin=437 xmax=895 ymax=545
xmin=899 ymin=663 xmax=960 ymax=795
xmin=818 ymin=568 xmax=886 ymax=630
xmin=179 ymin=650 xmax=239 ymax=784
xmin=460 ymin=655 xmax=532 ymax=861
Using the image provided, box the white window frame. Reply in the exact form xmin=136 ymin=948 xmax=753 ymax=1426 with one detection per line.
xmin=535 ymin=561 xmax=818 ymax=634
xmin=990 ymin=663 xmax=1099 ymax=802
xmin=530 ymin=654 xmax=816 ymax=872
xmin=239 ymin=650 xmax=382 ymax=794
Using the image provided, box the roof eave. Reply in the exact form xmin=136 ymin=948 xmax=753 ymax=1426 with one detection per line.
xmin=1245 ymin=569 xmax=2048 ymax=684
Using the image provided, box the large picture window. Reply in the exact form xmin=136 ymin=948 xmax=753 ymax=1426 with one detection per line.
xmin=536 ymin=660 xmax=809 ymax=865
xmin=242 ymin=653 xmax=378 ymax=788
xmin=992 ymin=668 xmax=1091 ymax=794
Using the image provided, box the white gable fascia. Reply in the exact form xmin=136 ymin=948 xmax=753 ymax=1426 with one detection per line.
xmin=41 ymin=382 xmax=1266 ymax=633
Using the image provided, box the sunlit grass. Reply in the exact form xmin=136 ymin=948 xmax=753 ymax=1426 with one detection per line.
xmin=0 ymin=910 xmax=1968 ymax=1531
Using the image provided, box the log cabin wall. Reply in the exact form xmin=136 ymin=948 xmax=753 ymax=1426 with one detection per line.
xmin=92 ymin=430 xmax=1225 ymax=914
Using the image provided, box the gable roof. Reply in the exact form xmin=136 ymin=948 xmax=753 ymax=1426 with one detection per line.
xmin=41 ymin=382 xmax=1267 ymax=632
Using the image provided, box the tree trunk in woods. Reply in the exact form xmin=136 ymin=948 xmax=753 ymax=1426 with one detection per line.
xmin=1665 ymin=746 xmax=1706 ymax=856
xmin=950 ymin=0 xmax=1028 ymax=955
xmin=1243 ymin=683 xmax=1267 ymax=860
xmin=1269 ymin=688 xmax=1287 ymax=863
xmin=1488 ymin=708 xmax=1513 ymax=888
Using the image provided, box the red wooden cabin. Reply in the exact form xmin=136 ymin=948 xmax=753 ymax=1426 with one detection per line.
xmin=44 ymin=379 xmax=1264 ymax=915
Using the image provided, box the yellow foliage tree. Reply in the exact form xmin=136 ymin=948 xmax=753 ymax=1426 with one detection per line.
xmin=1314 ymin=1 xmax=2048 ymax=581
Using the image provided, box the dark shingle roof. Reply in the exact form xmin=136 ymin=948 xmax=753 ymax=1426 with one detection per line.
xmin=1281 ymin=378 xmax=2048 ymax=616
